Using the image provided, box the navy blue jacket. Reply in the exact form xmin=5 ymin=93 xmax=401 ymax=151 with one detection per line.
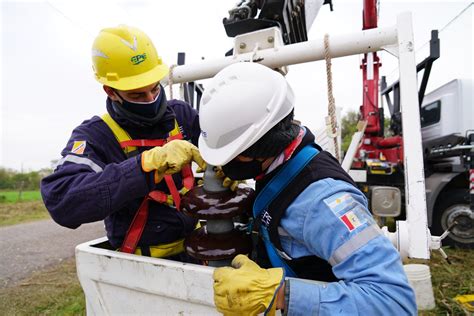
xmin=41 ymin=99 xmax=201 ymax=248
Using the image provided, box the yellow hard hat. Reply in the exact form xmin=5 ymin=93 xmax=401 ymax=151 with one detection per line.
xmin=91 ymin=25 xmax=169 ymax=91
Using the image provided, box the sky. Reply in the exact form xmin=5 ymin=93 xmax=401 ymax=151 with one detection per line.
xmin=0 ymin=0 xmax=472 ymax=171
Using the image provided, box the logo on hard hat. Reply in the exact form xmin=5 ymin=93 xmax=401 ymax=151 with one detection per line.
xmin=201 ymin=130 xmax=207 ymax=138
xmin=131 ymin=53 xmax=147 ymax=65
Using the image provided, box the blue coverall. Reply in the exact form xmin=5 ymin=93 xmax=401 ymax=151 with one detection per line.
xmin=41 ymin=99 xmax=201 ymax=248
xmin=278 ymin=177 xmax=417 ymax=315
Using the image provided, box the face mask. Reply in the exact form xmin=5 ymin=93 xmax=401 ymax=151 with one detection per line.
xmin=222 ymin=158 xmax=264 ymax=180
xmin=115 ymin=88 xmax=163 ymax=118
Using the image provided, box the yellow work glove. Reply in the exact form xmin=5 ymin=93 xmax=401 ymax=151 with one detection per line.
xmin=196 ymin=166 xmax=243 ymax=191
xmin=215 ymin=167 xmax=245 ymax=191
xmin=141 ymin=140 xmax=206 ymax=183
xmin=213 ymin=255 xmax=284 ymax=316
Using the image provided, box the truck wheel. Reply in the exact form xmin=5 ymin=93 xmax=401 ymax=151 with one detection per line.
xmin=432 ymin=189 xmax=473 ymax=249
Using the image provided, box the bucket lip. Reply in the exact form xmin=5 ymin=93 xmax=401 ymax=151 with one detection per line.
xmin=403 ymin=264 xmax=432 ymax=280
xmin=403 ymin=263 xmax=430 ymax=271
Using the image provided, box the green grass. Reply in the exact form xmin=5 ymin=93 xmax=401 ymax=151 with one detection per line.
xmin=0 ymin=258 xmax=85 ymax=315
xmin=0 ymin=200 xmax=50 ymax=227
xmin=0 ymin=190 xmax=42 ymax=203
xmin=410 ymin=247 xmax=474 ymax=315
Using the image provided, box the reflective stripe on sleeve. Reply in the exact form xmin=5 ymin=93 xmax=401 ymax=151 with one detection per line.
xmin=55 ymin=154 xmax=103 ymax=173
xmin=328 ymin=224 xmax=382 ymax=266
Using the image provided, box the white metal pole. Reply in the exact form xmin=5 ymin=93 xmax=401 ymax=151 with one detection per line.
xmin=397 ymin=12 xmax=430 ymax=259
xmin=166 ymin=26 xmax=398 ymax=84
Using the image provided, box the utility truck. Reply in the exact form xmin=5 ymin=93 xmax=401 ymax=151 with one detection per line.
xmin=75 ymin=0 xmax=454 ymax=313
xmin=345 ymin=4 xmax=473 ymax=249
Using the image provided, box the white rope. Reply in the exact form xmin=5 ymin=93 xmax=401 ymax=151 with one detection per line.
xmin=324 ymin=33 xmax=340 ymax=162
xmin=168 ymin=64 xmax=177 ymax=100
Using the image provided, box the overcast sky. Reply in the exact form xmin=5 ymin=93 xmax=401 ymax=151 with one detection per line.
xmin=0 ymin=0 xmax=472 ymax=171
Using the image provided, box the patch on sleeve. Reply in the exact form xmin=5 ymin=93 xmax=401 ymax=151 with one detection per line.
xmin=71 ymin=141 xmax=87 ymax=155
xmin=324 ymin=193 xmax=356 ymax=215
xmin=324 ymin=192 xmax=373 ymax=232
xmin=339 ymin=211 xmax=362 ymax=231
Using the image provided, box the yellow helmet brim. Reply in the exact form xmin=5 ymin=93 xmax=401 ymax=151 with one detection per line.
xmin=97 ymin=63 xmax=169 ymax=91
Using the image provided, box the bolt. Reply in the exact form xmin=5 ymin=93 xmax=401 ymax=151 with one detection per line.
xmin=267 ymin=36 xmax=274 ymax=43
xmin=406 ymin=41 xmax=414 ymax=52
xmin=239 ymin=42 xmax=246 ymax=49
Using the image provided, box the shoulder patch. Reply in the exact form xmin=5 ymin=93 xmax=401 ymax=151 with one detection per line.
xmin=324 ymin=192 xmax=374 ymax=232
xmin=71 ymin=141 xmax=87 ymax=155
xmin=323 ymin=193 xmax=356 ymax=215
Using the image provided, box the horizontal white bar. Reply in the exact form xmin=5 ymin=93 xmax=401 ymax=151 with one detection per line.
xmin=167 ymin=26 xmax=398 ymax=83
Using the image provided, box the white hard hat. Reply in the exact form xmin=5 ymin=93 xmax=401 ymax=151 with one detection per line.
xmin=198 ymin=62 xmax=295 ymax=166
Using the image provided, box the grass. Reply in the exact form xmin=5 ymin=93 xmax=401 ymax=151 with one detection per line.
xmin=0 ymin=258 xmax=85 ymax=315
xmin=0 ymin=248 xmax=471 ymax=315
xmin=410 ymin=247 xmax=474 ymax=315
xmin=0 ymin=190 xmax=42 ymax=203
xmin=0 ymin=200 xmax=50 ymax=227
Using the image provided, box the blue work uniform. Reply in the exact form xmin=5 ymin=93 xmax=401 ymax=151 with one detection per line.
xmin=256 ymin=129 xmax=417 ymax=315
xmin=41 ymin=98 xmax=200 ymax=249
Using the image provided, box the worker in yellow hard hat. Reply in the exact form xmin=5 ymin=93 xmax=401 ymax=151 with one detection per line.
xmin=41 ymin=25 xmax=206 ymax=260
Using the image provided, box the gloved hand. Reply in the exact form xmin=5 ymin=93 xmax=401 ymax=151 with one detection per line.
xmin=197 ymin=166 xmax=244 ymax=191
xmin=142 ymin=140 xmax=206 ymax=183
xmin=213 ymin=255 xmax=284 ymax=316
xmin=215 ymin=167 xmax=245 ymax=191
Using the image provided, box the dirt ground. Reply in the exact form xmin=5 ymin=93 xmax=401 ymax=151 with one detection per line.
xmin=0 ymin=219 xmax=104 ymax=287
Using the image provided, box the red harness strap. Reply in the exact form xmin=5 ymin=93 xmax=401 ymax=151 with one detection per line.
xmin=119 ymin=135 xmax=195 ymax=254
xmin=120 ymin=139 xmax=166 ymax=148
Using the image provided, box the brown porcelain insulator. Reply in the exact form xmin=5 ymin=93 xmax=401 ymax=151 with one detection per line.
xmin=184 ymin=226 xmax=253 ymax=261
xmin=181 ymin=186 xmax=255 ymax=220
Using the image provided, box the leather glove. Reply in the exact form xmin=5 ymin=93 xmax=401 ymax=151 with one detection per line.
xmin=215 ymin=167 xmax=245 ymax=191
xmin=213 ymin=255 xmax=284 ymax=316
xmin=196 ymin=166 xmax=243 ymax=191
xmin=141 ymin=140 xmax=206 ymax=183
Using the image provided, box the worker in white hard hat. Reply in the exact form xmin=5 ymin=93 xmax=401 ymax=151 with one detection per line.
xmin=41 ymin=25 xmax=207 ymax=259
xmin=199 ymin=62 xmax=417 ymax=315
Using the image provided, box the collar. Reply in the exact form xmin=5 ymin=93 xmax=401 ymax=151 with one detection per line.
xmin=255 ymin=126 xmax=320 ymax=189
xmin=257 ymin=127 xmax=306 ymax=179
xmin=106 ymin=97 xmax=176 ymax=140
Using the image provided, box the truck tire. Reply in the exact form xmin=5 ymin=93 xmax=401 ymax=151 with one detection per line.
xmin=432 ymin=189 xmax=473 ymax=249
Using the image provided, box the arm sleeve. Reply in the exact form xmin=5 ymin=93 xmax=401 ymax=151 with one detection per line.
xmin=283 ymin=179 xmax=417 ymax=315
xmin=40 ymin=123 xmax=150 ymax=229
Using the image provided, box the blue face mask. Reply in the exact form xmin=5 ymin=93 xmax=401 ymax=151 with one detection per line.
xmin=115 ymin=88 xmax=164 ymax=118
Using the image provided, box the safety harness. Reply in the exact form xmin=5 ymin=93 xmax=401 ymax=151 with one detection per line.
xmin=254 ymin=145 xmax=320 ymax=277
xmin=253 ymin=130 xmax=357 ymax=281
xmin=101 ymin=113 xmax=194 ymax=255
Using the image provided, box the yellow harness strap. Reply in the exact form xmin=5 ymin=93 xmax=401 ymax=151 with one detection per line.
xmin=134 ymin=238 xmax=185 ymax=258
xmin=101 ymin=113 xmax=181 ymax=153
xmin=133 ymin=221 xmax=201 ymax=258
xmin=102 ymin=113 xmax=137 ymax=154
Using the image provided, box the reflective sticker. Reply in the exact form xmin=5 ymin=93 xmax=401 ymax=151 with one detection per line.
xmin=339 ymin=211 xmax=362 ymax=231
xmin=71 ymin=141 xmax=87 ymax=155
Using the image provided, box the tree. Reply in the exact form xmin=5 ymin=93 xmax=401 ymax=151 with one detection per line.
xmin=341 ymin=111 xmax=392 ymax=155
xmin=341 ymin=111 xmax=360 ymax=154
xmin=0 ymin=168 xmax=45 ymax=190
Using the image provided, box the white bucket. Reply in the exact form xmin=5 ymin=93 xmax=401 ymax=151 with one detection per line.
xmin=403 ymin=264 xmax=436 ymax=310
